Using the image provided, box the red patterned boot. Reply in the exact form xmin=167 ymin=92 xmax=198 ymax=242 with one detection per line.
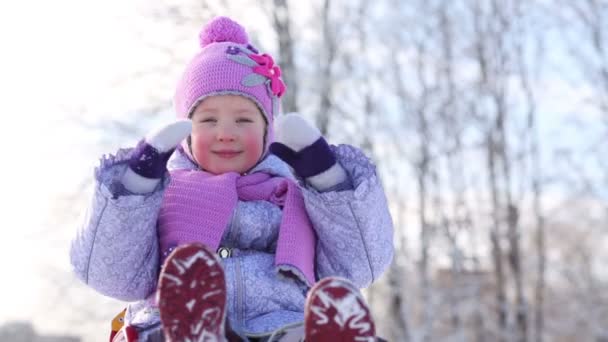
xmin=305 ymin=277 xmax=376 ymax=342
xmin=158 ymin=243 xmax=227 ymax=342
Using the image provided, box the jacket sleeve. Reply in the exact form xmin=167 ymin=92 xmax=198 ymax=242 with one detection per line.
xmin=69 ymin=148 xmax=167 ymax=301
xmin=302 ymin=144 xmax=394 ymax=289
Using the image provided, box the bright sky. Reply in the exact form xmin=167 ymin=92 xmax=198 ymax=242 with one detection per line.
xmin=0 ymin=0 xmax=143 ymax=338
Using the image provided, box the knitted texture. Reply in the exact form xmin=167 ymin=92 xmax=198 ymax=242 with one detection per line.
xmin=157 ymin=170 xmax=316 ymax=285
xmin=174 ymin=16 xmax=286 ymax=153
xmin=199 ymin=16 xmax=248 ymax=47
xmin=129 ymin=139 xmax=174 ymax=179
xmin=269 ymin=137 xmax=336 ymax=178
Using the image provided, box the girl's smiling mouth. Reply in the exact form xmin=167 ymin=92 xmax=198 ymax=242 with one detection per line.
xmin=213 ymin=150 xmax=242 ymax=158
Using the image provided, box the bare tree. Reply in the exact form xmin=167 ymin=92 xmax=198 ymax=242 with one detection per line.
xmin=269 ymin=0 xmax=298 ymax=113
xmin=514 ymin=11 xmax=546 ymax=340
xmin=315 ymin=0 xmax=337 ymax=135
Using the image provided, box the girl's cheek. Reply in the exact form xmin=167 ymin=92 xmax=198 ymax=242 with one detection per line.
xmin=192 ymin=134 xmax=211 ymax=154
xmin=248 ymin=128 xmax=265 ymax=150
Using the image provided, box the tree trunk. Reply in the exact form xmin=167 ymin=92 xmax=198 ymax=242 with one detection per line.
xmin=271 ymin=0 xmax=298 ymax=114
xmin=316 ymin=0 xmax=336 ymax=135
xmin=487 ymin=131 xmax=508 ymax=341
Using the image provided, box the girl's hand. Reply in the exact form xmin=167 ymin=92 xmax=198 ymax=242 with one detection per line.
xmin=122 ymin=120 xmax=192 ymax=194
xmin=269 ymin=113 xmax=347 ymax=191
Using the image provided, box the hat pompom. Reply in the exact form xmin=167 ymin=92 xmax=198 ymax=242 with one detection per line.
xmin=199 ymin=16 xmax=249 ymax=48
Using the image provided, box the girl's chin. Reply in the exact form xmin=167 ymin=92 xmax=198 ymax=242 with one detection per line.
xmin=203 ymin=163 xmax=248 ymax=175
xmin=197 ymin=155 xmax=260 ymax=175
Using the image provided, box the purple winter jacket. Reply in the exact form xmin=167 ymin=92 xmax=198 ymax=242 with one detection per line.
xmin=70 ymin=143 xmax=394 ymax=338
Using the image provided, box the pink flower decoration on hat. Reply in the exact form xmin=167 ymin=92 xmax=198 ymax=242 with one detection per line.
xmin=249 ymin=53 xmax=286 ymax=97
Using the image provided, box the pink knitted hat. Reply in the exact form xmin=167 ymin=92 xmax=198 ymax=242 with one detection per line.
xmin=174 ymin=16 xmax=286 ymax=150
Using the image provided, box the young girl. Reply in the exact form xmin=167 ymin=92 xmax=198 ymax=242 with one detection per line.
xmin=70 ymin=16 xmax=393 ymax=341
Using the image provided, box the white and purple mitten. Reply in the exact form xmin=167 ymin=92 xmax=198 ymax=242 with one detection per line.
xmin=269 ymin=113 xmax=347 ymax=191
xmin=121 ymin=120 xmax=192 ymax=194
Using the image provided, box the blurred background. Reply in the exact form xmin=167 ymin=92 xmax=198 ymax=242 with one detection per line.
xmin=0 ymin=0 xmax=607 ymax=341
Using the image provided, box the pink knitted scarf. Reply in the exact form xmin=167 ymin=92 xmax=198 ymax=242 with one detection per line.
xmin=158 ymin=169 xmax=316 ymax=285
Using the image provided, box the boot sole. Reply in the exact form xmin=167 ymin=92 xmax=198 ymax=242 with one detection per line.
xmin=158 ymin=243 xmax=227 ymax=342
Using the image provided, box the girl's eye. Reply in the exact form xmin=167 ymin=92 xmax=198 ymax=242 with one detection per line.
xmin=237 ymin=118 xmax=253 ymax=123
xmin=200 ymin=118 xmax=216 ymax=123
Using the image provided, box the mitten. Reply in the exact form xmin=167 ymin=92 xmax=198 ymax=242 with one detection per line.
xmin=269 ymin=113 xmax=347 ymax=191
xmin=121 ymin=120 xmax=192 ymax=194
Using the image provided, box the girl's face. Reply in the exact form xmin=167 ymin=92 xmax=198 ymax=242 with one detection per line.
xmin=190 ymin=95 xmax=266 ymax=175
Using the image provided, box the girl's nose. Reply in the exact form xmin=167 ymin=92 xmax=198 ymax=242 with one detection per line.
xmin=216 ymin=124 xmax=236 ymax=141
